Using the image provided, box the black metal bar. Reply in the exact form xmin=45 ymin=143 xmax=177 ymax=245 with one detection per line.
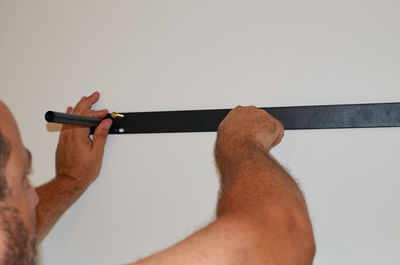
xmin=106 ymin=102 xmax=400 ymax=134
xmin=45 ymin=102 xmax=400 ymax=134
xmin=265 ymin=102 xmax=400 ymax=130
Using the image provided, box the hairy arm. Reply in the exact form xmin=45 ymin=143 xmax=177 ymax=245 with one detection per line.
xmin=35 ymin=92 xmax=112 ymax=242
xmin=35 ymin=175 xmax=90 ymax=242
xmin=128 ymin=106 xmax=315 ymax=265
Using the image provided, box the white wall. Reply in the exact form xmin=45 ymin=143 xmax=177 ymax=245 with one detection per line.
xmin=1 ymin=0 xmax=400 ymax=264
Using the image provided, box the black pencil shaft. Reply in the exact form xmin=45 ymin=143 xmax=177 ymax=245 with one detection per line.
xmin=45 ymin=111 xmax=101 ymax=127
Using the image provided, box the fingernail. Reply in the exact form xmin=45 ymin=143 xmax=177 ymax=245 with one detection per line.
xmin=102 ymin=109 xmax=109 ymax=117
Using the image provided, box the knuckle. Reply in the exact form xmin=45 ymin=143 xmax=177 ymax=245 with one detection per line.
xmin=275 ymin=119 xmax=284 ymax=131
xmin=273 ymin=120 xmax=285 ymax=138
xmin=75 ymin=96 xmax=87 ymax=106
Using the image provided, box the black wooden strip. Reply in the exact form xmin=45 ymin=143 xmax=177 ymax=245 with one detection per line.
xmin=105 ymin=102 xmax=400 ymax=134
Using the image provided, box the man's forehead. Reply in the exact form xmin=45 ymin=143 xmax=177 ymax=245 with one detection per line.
xmin=0 ymin=100 xmax=23 ymax=145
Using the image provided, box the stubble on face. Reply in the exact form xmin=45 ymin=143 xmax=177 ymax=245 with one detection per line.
xmin=0 ymin=204 xmax=36 ymax=265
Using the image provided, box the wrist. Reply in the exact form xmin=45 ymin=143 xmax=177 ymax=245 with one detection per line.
xmin=215 ymin=135 xmax=266 ymax=161
xmin=215 ymin=138 xmax=269 ymax=188
xmin=55 ymin=173 xmax=92 ymax=191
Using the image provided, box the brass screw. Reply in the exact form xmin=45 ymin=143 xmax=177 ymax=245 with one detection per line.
xmin=111 ymin=112 xmax=124 ymax=119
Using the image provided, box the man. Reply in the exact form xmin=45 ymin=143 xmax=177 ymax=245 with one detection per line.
xmin=0 ymin=92 xmax=112 ymax=265
xmin=0 ymin=92 xmax=315 ymax=265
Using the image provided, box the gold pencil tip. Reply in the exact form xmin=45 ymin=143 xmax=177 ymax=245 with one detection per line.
xmin=111 ymin=112 xmax=124 ymax=119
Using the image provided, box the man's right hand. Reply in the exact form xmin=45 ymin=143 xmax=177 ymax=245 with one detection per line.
xmin=216 ymin=106 xmax=284 ymax=155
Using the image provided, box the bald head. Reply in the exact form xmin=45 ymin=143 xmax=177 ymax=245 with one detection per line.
xmin=0 ymin=129 xmax=10 ymax=200
xmin=0 ymin=101 xmax=15 ymax=199
xmin=0 ymin=101 xmax=23 ymax=145
xmin=0 ymin=101 xmax=19 ymax=199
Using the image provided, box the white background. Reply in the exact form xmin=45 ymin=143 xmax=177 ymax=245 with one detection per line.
xmin=1 ymin=0 xmax=400 ymax=264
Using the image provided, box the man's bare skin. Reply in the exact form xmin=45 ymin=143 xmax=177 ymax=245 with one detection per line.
xmin=34 ymin=92 xmax=113 ymax=242
xmin=129 ymin=106 xmax=315 ymax=265
xmin=0 ymin=93 xmax=315 ymax=264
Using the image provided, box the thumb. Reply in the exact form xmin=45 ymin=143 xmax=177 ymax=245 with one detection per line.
xmin=93 ymin=118 xmax=112 ymax=151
